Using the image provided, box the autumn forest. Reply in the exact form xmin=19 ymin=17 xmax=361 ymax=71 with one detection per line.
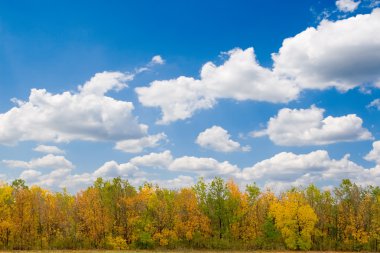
xmin=0 ymin=177 xmax=378 ymax=251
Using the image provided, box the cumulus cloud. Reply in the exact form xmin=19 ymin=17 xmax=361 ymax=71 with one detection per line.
xmin=169 ymin=156 xmax=240 ymax=176
xmin=252 ymin=106 xmax=373 ymax=146
xmin=273 ymin=9 xmax=380 ymax=90
xmin=137 ymin=10 xmax=380 ymax=123
xmin=89 ymin=149 xmax=380 ymax=193
xmin=239 ymin=150 xmax=380 ymax=192
xmin=136 ymin=77 xmax=216 ymax=124
xmin=0 ymin=71 xmax=147 ymax=145
xmin=365 ymin=141 xmax=380 ymax=164
xmin=336 ymin=0 xmax=361 ymax=12
xmin=34 ymin=145 xmax=65 ymax=154
xmin=10 ymin=147 xmax=380 ymax=193
xmin=196 ymin=126 xmax=250 ymax=152
xmin=129 ymin=150 xmax=173 ymax=168
xmin=93 ymin=150 xmax=239 ymax=179
xmin=136 ymin=48 xmax=299 ymax=124
xmin=78 ymin=71 xmax=132 ymax=96
xmin=2 ymin=154 xmax=74 ymax=170
xmin=20 ymin=170 xmax=42 ymax=181
xmin=93 ymin=161 xmax=139 ymax=179
xmin=115 ymin=133 xmax=167 ymax=153
xmin=151 ymin=55 xmax=165 ymax=65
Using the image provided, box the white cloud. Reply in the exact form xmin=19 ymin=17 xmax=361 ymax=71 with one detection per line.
xmin=252 ymin=106 xmax=373 ymax=146
xmin=365 ymin=141 xmax=380 ymax=164
xmin=33 ymin=145 xmax=65 ymax=154
xmin=93 ymin=150 xmax=238 ymax=179
xmin=11 ymin=147 xmax=380 ymax=194
xmin=20 ymin=170 xmax=42 ymax=181
xmin=239 ymin=150 xmax=380 ymax=192
xmin=200 ymin=48 xmax=299 ymax=102
xmin=130 ymin=150 xmax=173 ymax=168
xmin=3 ymin=154 xmax=74 ymax=170
xmin=169 ymin=156 xmax=240 ymax=176
xmin=115 ymin=133 xmax=167 ymax=153
xmin=35 ymin=168 xmax=73 ymax=187
xmin=0 ymin=71 xmax=148 ymax=145
xmin=336 ymin=0 xmax=361 ymax=12
xmin=151 ymin=55 xmax=165 ymax=65
xmin=240 ymin=150 xmax=334 ymax=181
xmin=136 ymin=48 xmax=299 ymax=124
xmin=93 ymin=161 xmax=139 ymax=178
xmin=273 ymin=9 xmax=380 ymax=90
xmin=136 ymin=76 xmax=216 ymax=124
xmin=137 ymin=10 xmax=380 ymax=123
xmin=78 ymin=71 xmax=132 ymax=96
xmin=196 ymin=126 xmax=250 ymax=152
xmin=368 ymin=98 xmax=380 ymax=110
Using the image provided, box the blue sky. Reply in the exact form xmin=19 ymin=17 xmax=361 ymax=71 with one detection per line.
xmin=1 ymin=0 xmax=380 ymax=192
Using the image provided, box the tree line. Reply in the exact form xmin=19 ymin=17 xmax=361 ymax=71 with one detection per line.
xmin=0 ymin=177 xmax=379 ymax=251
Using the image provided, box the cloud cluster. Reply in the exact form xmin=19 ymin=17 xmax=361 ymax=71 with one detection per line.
xmin=136 ymin=76 xmax=216 ymax=124
xmin=3 ymin=154 xmax=74 ymax=170
xmin=196 ymin=126 xmax=250 ymax=152
xmin=274 ymin=9 xmax=380 ymax=91
xmin=136 ymin=10 xmax=380 ymax=123
xmin=252 ymin=106 xmax=373 ymax=146
xmin=136 ymin=48 xmax=298 ymax=124
xmin=239 ymin=149 xmax=380 ymax=192
xmin=0 ymin=71 xmax=148 ymax=145
xmin=2 ymin=139 xmax=380 ymax=193
xmin=5 ymin=150 xmax=239 ymax=191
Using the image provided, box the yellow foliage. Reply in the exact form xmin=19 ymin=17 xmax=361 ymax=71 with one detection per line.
xmin=270 ymin=191 xmax=318 ymax=250
xmin=106 ymin=235 xmax=128 ymax=249
xmin=174 ymin=188 xmax=211 ymax=241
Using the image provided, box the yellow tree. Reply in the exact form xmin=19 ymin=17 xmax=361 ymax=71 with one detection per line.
xmin=124 ymin=183 xmax=153 ymax=248
xmin=30 ymin=186 xmax=49 ymax=249
xmin=0 ymin=184 xmax=13 ymax=249
xmin=225 ymin=180 xmax=248 ymax=241
xmin=174 ymin=188 xmax=211 ymax=246
xmin=241 ymin=190 xmax=279 ymax=248
xmin=334 ymin=179 xmax=373 ymax=250
xmin=76 ymin=186 xmax=110 ymax=248
xmin=304 ymin=184 xmax=335 ymax=250
xmin=148 ymin=187 xmax=177 ymax=247
xmin=371 ymin=189 xmax=380 ymax=251
xmin=12 ymin=185 xmax=36 ymax=250
xmin=51 ymin=190 xmax=77 ymax=248
xmin=270 ymin=190 xmax=318 ymax=250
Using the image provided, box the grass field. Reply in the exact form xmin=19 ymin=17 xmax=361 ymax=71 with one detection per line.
xmin=0 ymin=250 xmax=325 ymax=253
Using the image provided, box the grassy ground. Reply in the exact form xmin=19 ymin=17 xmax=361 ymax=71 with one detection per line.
xmin=0 ymin=249 xmax=357 ymax=253
xmin=0 ymin=251 xmax=258 ymax=253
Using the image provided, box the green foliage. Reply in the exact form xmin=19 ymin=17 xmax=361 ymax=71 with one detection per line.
xmin=135 ymin=231 xmax=154 ymax=249
xmin=260 ymin=216 xmax=281 ymax=249
xmin=246 ymin=183 xmax=260 ymax=204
